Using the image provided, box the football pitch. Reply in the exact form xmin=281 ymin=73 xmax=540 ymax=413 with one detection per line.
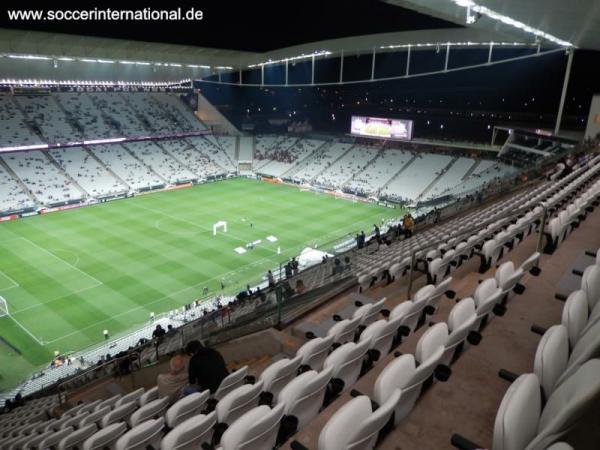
xmin=0 ymin=178 xmax=402 ymax=391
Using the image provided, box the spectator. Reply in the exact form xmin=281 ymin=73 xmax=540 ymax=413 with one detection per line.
xmin=185 ymin=340 xmax=229 ymax=395
xmin=295 ymin=279 xmax=305 ymax=294
xmin=267 ymin=270 xmax=275 ymax=287
xmin=285 ymin=262 xmax=292 ymax=279
xmin=152 ymin=324 xmax=166 ymax=339
xmin=402 ymin=214 xmax=414 ymax=238
xmin=291 ymin=257 xmax=299 ymax=275
xmin=157 ymin=355 xmax=188 ymax=405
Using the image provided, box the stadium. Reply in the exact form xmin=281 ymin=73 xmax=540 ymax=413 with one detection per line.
xmin=0 ymin=0 xmax=599 ymax=448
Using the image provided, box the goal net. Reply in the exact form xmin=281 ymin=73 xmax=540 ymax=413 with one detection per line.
xmin=213 ymin=221 xmax=228 ymax=236
xmin=0 ymin=296 xmax=8 ymax=319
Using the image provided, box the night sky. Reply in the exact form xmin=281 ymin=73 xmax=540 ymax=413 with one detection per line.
xmin=0 ymin=0 xmax=459 ymax=52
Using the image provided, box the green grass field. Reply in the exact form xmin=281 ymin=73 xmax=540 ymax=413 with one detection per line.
xmin=0 ymin=178 xmax=402 ymax=391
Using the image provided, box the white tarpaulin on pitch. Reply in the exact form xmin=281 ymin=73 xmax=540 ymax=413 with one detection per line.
xmin=297 ymin=247 xmax=333 ymax=270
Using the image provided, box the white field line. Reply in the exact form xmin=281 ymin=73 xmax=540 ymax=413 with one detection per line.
xmin=19 ymin=237 xmax=103 ymax=287
xmin=0 ymin=270 xmax=19 ymax=292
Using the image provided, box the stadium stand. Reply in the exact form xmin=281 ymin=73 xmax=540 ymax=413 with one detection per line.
xmin=344 ymin=148 xmax=414 ymax=197
xmin=0 ymin=162 xmax=36 ymax=213
xmin=158 ymin=139 xmax=226 ymax=179
xmin=0 ymin=94 xmax=43 ymax=147
xmin=189 ymin=136 xmax=237 ymax=172
xmin=123 ymin=141 xmax=196 ymax=184
xmin=2 ymin=150 xmax=84 ymax=205
xmin=14 ymin=95 xmax=83 ymax=143
xmin=57 ymin=93 xmax=116 ymax=139
xmin=313 ymin=145 xmax=380 ymax=189
xmin=87 ymin=93 xmax=149 ymax=137
xmin=1 ymin=150 xmax=599 ymax=449
xmin=258 ymin=139 xmax=326 ymax=177
xmin=90 ymin=144 xmax=165 ymax=190
xmin=47 ymin=147 xmax=127 ymax=198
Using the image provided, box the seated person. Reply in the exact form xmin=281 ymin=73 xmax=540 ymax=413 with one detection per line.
xmin=185 ymin=340 xmax=229 ymax=395
xmin=157 ymin=355 xmax=188 ymax=405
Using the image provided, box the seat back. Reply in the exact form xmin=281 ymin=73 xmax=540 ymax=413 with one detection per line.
xmin=259 ymin=355 xmax=302 ymax=398
xmin=160 ymin=412 xmax=216 ymax=450
xmin=528 ymin=359 xmax=600 ymax=450
xmin=214 ymin=366 xmax=248 ymax=401
xmin=296 ymin=335 xmax=335 ymax=371
xmin=278 ymin=367 xmax=333 ymax=429
xmin=317 ymin=390 xmax=401 ymax=450
xmin=533 ymin=325 xmax=569 ymax=398
xmin=428 ymin=258 xmax=447 ymax=284
xmin=430 ymin=276 xmax=453 ymax=308
xmin=94 ymin=394 xmax=122 ymax=411
xmin=446 ymin=298 xmax=478 ymax=363
xmin=115 ymin=417 xmax=164 ymax=450
xmin=492 ymin=373 xmax=541 ymax=450
xmin=216 ymin=380 xmax=264 ymax=425
xmin=561 ymin=290 xmax=589 ymax=348
xmin=165 ymin=390 xmax=210 ymax=428
xmin=139 ymin=386 xmax=159 ymax=406
xmin=116 ymin=387 xmax=145 ymax=407
xmin=556 ymin=320 xmax=600 ymax=386
xmin=496 ymin=261 xmax=524 ymax=293
xmin=474 ymin=279 xmax=503 ymax=325
xmin=327 ymin=316 xmax=361 ymax=344
xmin=324 ymin=339 xmax=370 ymax=391
xmin=57 ymin=423 xmax=98 ymax=450
xmin=354 ymin=297 xmax=387 ymax=327
xmin=101 ymin=401 xmax=137 ymax=428
xmin=82 ymin=422 xmax=127 ymax=450
xmin=219 ymin=404 xmax=285 ymax=450
xmin=38 ymin=426 xmax=75 ymax=449
xmin=129 ymin=397 xmax=169 ymax=427
xmin=80 ymin=406 xmax=110 ymax=428
xmin=581 ymin=265 xmax=600 ymax=311
xmin=360 ymin=317 xmax=402 ymax=357
xmin=373 ymin=354 xmax=416 ymax=425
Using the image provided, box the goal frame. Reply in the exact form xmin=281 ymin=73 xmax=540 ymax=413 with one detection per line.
xmin=0 ymin=295 xmax=7 ymax=318
xmin=213 ymin=221 xmax=228 ymax=235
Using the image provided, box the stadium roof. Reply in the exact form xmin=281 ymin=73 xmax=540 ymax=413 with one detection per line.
xmin=385 ymin=0 xmax=600 ymax=50
xmin=0 ymin=0 xmax=598 ymax=74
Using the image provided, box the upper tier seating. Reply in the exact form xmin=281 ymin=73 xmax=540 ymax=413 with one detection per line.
xmin=15 ymin=95 xmax=82 ymax=143
xmin=57 ymin=93 xmax=116 ymax=139
xmin=151 ymin=93 xmax=207 ymax=132
xmin=0 ymin=94 xmax=43 ymax=147
xmin=88 ymin=93 xmax=148 ymax=136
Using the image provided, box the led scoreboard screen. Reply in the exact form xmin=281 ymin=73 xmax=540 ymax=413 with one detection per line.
xmin=351 ymin=116 xmax=413 ymax=140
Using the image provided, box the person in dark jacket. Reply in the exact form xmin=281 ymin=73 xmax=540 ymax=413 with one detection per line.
xmin=185 ymin=340 xmax=229 ymax=394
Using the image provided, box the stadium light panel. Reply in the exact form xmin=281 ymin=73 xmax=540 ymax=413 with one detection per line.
xmin=7 ymin=54 xmax=52 ymax=60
